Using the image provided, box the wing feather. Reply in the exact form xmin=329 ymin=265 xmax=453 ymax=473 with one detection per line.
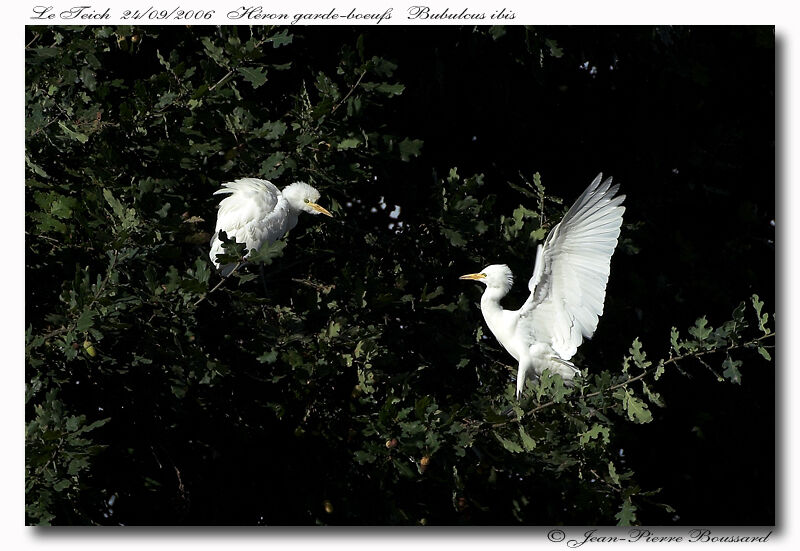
xmin=517 ymin=173 xmax=625 ymax=360
xmin=209 ymin=178 xmax=290 ymax=273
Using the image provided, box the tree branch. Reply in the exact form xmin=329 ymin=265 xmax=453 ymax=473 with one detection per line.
xmin=192 ymin=261 xmax=243 ymax=307
xmin=486 ymin=331 xmax=776 ymax=429
xmin=38 ymin=251 xmax=119 ymax=342
xmin=331 ymin=70 xmax=367 ymax=114
xmin=208 ymin=69 xmax=235 ymax=92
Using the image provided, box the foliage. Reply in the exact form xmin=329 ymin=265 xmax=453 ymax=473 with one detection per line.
xmin=25 ymin=26 xmax=774 ymax=525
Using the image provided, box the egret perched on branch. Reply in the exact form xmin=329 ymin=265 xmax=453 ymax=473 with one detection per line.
xmin=460 ymin=173 xmax=625 ymax=398
xmin=209 ymin=178 xmax=333 ymax=276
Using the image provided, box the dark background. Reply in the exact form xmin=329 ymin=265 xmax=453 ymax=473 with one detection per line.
xmin=25 ymin=25 xmax=775 ymax=525
xmin=377 ymin=26 xmax=776 ymax=524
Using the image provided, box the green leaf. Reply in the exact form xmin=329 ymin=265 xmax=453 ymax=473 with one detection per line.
xmin=75 ymin=309 xmax=96 ymax=332
xmin=415 ymin=395 xmax=432 ymax=421
xmin=751 ymin=294 xmax=770 ymax=334
xmin=542 ymin=371 xmax=570 ymax=403
xmin=494 ymin=432 xmax=524 ymax=453
xmin=376 ymin=82 xmax=405 ymax=96
xmin=395 ymin=458 xmax=416 ymax=478
xmin=518 ymin=425 xmax=537 ymax=451
xmin=629 ymin=337 xmax=652 ymax=369
xmin=398 ymin=138 xmax=423 ymax=161
xmin=25 ymin=156 xmax=49 ymax=177
xmin=608 ymin=461 xmax=620 ymax=485
xmin=353 ymin=450 xmax=375 ymax=464
xmin=67 ymin=458 xmax=88 ymax=475
xmin=544 ymin=38 xmax=564 ymax=58
xmin=80 ymin=65 xmax=97 ymax=91
xmin=489 ymin=26 xmax=507 ymax=40
xmin=337 ymin=137 xmax=361 ymax=150
xmin=265 ymin=29 xmax=293 ymax=48
xmin=722 ymin=355 xmax=742 ymax=384
xmin=654 ymin=359 xmax=666 ymax=381
xmin=238 ymin=67 xmax=268 ymax=89
xmin=688 ymin=316 xmax=712 ymax=341
xmin=579 ymin=424 xmax=610 ymax=446
xmin=615 ymin=388 xmax=653 ymax=424
xmin=642 ymin=381 xmax=665 ymax=407
xmin=257 ymin=350 xmax=278 ymax=364
xmin=751 ymin=294 xmax=764 ymax=319
xmin=192 ymin=258 xmax=210 ymax=284
xmin=65 ymin=415 xmax=81 ymax=432
xmin=53 ymin=479 xmax=71 ymax=493
xmin=732 ymin=301 xmax=746 ymax=323
xmin=102 ymin=189 xmax=125 ymax=219
xmin=615 ymin=498 xmax=638 ymax=526
xmin=50 ymin=196 xmax=79 ymax=219
xmin=155 ymin=90 xmax=177 ymax=110
xmin=58 ymin=121 xmax=88 ymax=143
xmin=256 ymin=120 xmax=287 ymax=140
xmin=248 ymin=239 xmax=286 ymax=266
xmin=757 ymin=346 xmax=772 ymax=361
xmin=259 ymin=151 xmax=289 ymax=179
xmin=441 ymin=228 xmax=466 ymax=247
xmin=670 ymin=327 xmax=681 ymax=354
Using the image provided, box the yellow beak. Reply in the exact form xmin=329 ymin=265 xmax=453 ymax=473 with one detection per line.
xmin=459 ymin=273 xmax=487 ymax=280
xmin=309 ymin=202 xmax=334 ymax=217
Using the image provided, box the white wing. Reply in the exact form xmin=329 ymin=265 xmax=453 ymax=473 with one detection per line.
xmin=209 ymin=178 xmax=291 ymax=272
xmin=516 ymin=173 xmax=625 ymax=360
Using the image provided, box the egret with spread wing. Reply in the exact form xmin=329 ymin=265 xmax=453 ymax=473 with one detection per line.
xmin=460 ymin=173 xmax=625 ymax=398
xmin=209 ymin=178 xmax=333 ymax=276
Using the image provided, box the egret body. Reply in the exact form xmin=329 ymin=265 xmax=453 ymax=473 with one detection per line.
xmin=209 ymin=178 xmax=332 ymax=275
xmin=460 ymin=174 xmax=625 ymax=398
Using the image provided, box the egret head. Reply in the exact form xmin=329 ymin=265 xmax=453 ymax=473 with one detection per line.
xmin=283 ymin=182 xmax=333 ymax=217
xmin=459 ymin=264 xmax=514 ymax=292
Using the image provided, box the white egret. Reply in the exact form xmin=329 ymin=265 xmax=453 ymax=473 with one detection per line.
xmin=209 ymin=178 xmax=333 ymax=276
xmin=460 ymin=173 xmax=625 ymax=398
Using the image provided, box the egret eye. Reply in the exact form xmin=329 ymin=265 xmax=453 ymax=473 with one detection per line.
xmin=304 ymin=198 xmax=310 ymax=203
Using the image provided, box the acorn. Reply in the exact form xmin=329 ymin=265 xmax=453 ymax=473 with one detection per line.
xmin=83 ymin=339 xmax=96 ymax=357
xmin=323 ymin=500 xmax=334 ymax=514
xmin=385 ymin=438 xmax=398 ymax=449
xmin=419 ymin=455 xmax=431 ymax=472
xmin=131 ymin=34 xmax=141 ymax=44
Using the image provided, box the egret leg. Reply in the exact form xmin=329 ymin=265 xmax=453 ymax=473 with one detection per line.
xmin=516 ymin=360 xmax=532 ymax=399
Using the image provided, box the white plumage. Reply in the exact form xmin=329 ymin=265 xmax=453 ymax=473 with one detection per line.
xmin=460 ymin=173 xmax=625 ymax=398
xmin=209 ymin=178 xmax=332 ymax=275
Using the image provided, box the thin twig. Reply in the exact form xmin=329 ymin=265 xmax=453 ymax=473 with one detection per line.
xmin=28 ymin=117 xmax=61 ymax=139
xmin=192 ymin=261 xmax=243 ymax=307
xmin=290 ymin=278 xmax=335 ymax=293
xmin=589 ymin=468 xmax=622 ymax=494
xmin=331 ymin=70 xmax=367 ymax=113
xmin=37 ymin=251 xmax=119 ymax=341
xmin=208 ymin=69 xmax=235 ymax=92
xmin=25 ymin=33 xmax=41 ymax=49
xmin=487 ymin=332 xmax=776 ymax=428
xmin=26 ymin=231 xmax=61 ymax=245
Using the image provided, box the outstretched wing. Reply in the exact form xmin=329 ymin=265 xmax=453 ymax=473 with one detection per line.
xmin=516 ymin=173 xmax=625 ymax=360
xmin=209 ymin=178 xmax=285 ymax=270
